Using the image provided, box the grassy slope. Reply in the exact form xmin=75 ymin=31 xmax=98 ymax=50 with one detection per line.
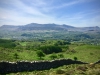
xmin=0 ymin=41 xmax=100 ymax=75
xmin=64 ymin=44 xmax=100 ymax=63
xmin=0 ymin=44 xmax=100 ymax=63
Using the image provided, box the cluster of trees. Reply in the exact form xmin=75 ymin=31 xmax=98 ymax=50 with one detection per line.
xmin=0 ymin=39 xmax=16 ymax=48
xmin=39 ymin=45 xmax=62 ymax=54
xmin=36 ymin=50 xmax=64 ymax=59
xmin=54 ymin=41 xmax=70 ymax=46
xmin=0 ymin=39 xmax=71 ymax=60
xmin=36 ymin=44 xmax=66 ymax=59
xmin=21 ymin=33 xmax=33 ymax=37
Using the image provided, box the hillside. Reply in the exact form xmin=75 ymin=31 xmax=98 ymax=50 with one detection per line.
xmin=0 ymin=23 xmax=100 ymax=41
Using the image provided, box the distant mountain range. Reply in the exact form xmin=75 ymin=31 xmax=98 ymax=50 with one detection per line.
xmin=0 ymin=23 xmax=100 ymax=31
xmin=0 ymin=23 xmax=100 ymax=40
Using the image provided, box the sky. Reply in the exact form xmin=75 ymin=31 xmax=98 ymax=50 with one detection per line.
xmin=0 ymin=0 xmax=100 ymax=27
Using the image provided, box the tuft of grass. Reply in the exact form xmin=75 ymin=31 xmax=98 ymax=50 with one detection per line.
xmin=56 ymin=69 xmax=65 ymax=74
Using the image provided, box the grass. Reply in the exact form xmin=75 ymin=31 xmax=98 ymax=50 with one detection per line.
xmin=0 ymin=48 xmax=38 ymax=61
xmin=0 ymin=44 xmax=100 ymax=63
xmin=72 ymin=45 xmax=100 ymax=63
xmin=0 ymin=41 xmax=100 ymax=75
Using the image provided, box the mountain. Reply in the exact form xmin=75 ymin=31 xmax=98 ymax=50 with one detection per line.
xmin=0 ymin=23 xmax=74 ymax=31
xmin=0 ymin=23 xmax=100 ymax=40
xmin=0 ymin=23 xmax=99 ymax=31
xmin=0 ymin=25 xmax=19 ymax=31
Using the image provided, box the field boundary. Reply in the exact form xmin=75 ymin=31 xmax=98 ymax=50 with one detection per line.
xmin=0 ymin=58 xmax=91 ymax=74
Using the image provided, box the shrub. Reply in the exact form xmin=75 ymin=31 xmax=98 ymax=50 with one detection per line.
xmin=36 ymin=50 xmax=45 ymax=59
xmin=14 ymin=53 xmax=18 ymax=59
xmin=58 ymin=53 xmax=64 ymax=58
xmin=49 ymin=53 xmax=57 ymax=59
xmin=74 ymin=57 xmax=78 ymax=61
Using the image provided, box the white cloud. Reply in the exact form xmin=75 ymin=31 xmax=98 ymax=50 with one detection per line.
xmin=0 ymin=0 xmax=50 ymax=26
xmin=0 ymin=0 xmax=100 ymax=27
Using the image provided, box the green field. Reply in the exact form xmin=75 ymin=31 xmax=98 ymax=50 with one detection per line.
xmin=0 ymin=39 xmax=100 ymax=63
xmin=0 ymin=39 xmax=100 ymax=75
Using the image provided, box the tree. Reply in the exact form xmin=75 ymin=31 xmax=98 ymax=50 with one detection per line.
xmin=14 ymin=53 xmax=18 ymax=59
xmin=36 ymin=50 xmax=45 ymax=59
xmin=74 ymin=56 xmax=78 ymax=61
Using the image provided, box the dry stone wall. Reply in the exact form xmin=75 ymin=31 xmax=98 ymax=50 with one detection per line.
xmin=94 ymin=60 xmax=100 ymax=64
xmin=0 ymin=59 xmax=88 ymax=74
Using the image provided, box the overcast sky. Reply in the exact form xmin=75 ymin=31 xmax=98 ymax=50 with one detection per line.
xmin=0 ymin=0 xmax=100 ymax=27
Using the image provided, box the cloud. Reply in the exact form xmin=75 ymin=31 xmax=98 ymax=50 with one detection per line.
xmin=0 ymin=0 xmax=100 ymax=27
xmin=41 ymin=0 xmax=94 ymax=11
xmin=0 ymin=0 xmax=50 ymax=25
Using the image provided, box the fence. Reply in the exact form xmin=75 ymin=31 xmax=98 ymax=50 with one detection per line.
xmin=0 ymin=58 xmax=91 ymax=74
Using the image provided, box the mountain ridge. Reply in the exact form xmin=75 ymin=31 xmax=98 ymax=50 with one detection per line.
xmin=0 ymin=23 xmax=100 ymax=31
